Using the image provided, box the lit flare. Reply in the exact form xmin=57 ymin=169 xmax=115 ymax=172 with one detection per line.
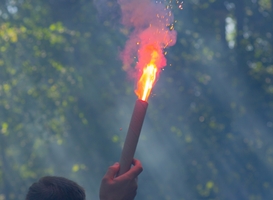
xmin=135 ymin=50 xmax=159 ymax=101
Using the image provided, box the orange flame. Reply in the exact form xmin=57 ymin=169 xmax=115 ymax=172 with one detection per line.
xmin=135 ymin=49 xmax=159 ymax=102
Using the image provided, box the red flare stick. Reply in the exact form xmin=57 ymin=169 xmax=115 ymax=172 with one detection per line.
xmin=118 ymin=99 xmax=148 ymax=176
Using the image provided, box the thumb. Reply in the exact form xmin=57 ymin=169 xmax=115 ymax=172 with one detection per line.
xmin=104 ymin=162 xmax=120 ymax=179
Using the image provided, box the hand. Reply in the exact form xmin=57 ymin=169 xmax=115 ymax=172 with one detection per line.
xmin=99 ymin=159 xmax=143 ymax=200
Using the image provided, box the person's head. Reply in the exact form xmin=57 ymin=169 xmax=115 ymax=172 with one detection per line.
xmin=25 ymin=176 xmax=86 ymax=200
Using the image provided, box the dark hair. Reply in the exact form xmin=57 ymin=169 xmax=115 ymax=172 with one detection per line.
xmin=25 ymin=176 xmax=86 ymax=200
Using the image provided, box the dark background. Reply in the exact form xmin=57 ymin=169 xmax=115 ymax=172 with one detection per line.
xmin=0 ymin=0 xmax=273 ymax=199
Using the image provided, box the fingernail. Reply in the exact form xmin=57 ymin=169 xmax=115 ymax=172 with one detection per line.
xmin=114 ymin=162 xmax=119 ymax=165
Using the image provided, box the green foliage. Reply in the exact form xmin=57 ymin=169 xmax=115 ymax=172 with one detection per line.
xmin=0 ymin=0 xmax=273 ymax=200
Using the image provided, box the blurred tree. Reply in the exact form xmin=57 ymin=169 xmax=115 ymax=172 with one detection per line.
xmin=0 ymin=0 xmax=273 ymax=200
xmin=0 ymin=0 xmax=125 ymax=199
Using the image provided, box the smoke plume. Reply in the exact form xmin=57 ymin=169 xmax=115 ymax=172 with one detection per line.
xmin=118 ymin=0 xmax=177 ymax=80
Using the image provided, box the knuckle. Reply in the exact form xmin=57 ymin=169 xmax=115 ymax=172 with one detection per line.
xmin=101 ymin=177 xmax=108 ymax=184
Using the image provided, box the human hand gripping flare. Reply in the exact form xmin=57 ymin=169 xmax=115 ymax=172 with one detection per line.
xmin=99 ymin=159 xmax=143 ymax=200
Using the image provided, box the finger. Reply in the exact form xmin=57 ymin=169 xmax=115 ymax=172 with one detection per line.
xmin=132 ymin=158 xmax=141 ymax=167
xmin=128 ymin=159 xmax=143 ymax=178
xmin=104 ymin=162 xmax=120 ymax=179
